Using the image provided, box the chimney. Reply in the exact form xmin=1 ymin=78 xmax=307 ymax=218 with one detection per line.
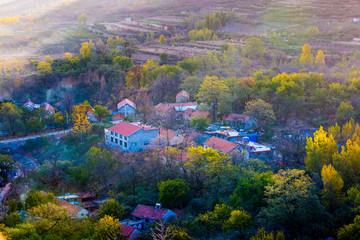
xmin=155 ymin=203 xmax=162 ymax=209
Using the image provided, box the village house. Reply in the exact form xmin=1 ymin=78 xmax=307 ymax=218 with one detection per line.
xmin=238 ymin=137 xmax=273 ymax=161
xmin=159 ymin=127 xmax=184 ymax=146
xmin=131 ymin=204 xmax=177 ymax=225
xmin=118 ymin=98 xmax=136 ymax=116
xmin=184 ymin=108 xmax=211 ymax=122
xmin=204 ymin=127 xmax=247 ymax=142
xmin=223 ymin=114 xmax=259 ymax=131
xmin=104 ymin=121 xmax=158 ymax=152
xmin=204 ymin=136 xmax=239 ymax=154
xmin=156 ymin=102 xmax=198 ymax=119
xmin=24 ymin=99 xmax=55 ymax=115
xmin=120 ymin=225 xmax=142 ymax=240
xmin=54 ymin=197 xmax=89 ymax=218
xmin=176 ymin=90 xmax=190 ymax=103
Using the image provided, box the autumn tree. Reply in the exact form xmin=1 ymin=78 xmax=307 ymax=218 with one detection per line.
xmin=159 ymin=34 xmax=167 ymax=44
xmin=0 ymin=102 xmax=24 ymax=136
xmin=98 ymin=199 xmax=126 ymax=220
xmin=338 ymin=215 xmax=360 ymax=240
xmin=336 ymin=101 xmax=355 ymax=124
xmin=197 ymin=75 xmax=230 ymax=122
xmin=126 ymin=65 xmax=146 ymax=90
xmin=315 ymin=49 xmax=326 ymax=68
xmin=244 ymin=99 xmax=276 ymax=127
xmin=77 ymin=13 xmax=88 ymax=26
xmin=93 ymin=215 xmax=123 ymax=240
xmin=190 ymin=116 xmax=210 ymax=131
xmin=37 ymin=62 xmax=52 ymax=74
xmin=250 ymin=228 xmax=285 ymax=240
xmin=80 ymin=41 xmax=92 ymax=59
xmin=243 ymin=37 xmax=266 ymax=59
xmin=113 ymin=56 xmax=133 ymax=71
xmin=71 ymin=104 xmax=94 ymax=141
xmin=299 ymin=43 xmax=314 ymax=67
xmin=305 ymin=126 xmax=338 ymax=173
xmin=158 ymin=178 xmax=190 ymax=209
xmin=258 ymin=169 xmax=323 ymax=238
xmin=321 ymin=164 xmax=344 ymax=208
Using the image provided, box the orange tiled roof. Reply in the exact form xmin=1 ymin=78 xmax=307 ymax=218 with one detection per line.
xmin=204 ymin=136 xmax=237 ymax=153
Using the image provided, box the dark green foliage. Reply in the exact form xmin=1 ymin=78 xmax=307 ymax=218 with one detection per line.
xmin=158 ymin=178 xmax=190 ymax=209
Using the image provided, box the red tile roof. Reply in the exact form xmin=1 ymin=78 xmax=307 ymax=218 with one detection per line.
xmin=41 ymin=102 xmax=55 ymax=114
xmin=117 ymin=99 xmax=136 ymax=110
xmin=121 ymin=225 xmax=136 ymax=237
xmin=204 ymin=137 xmax=238 ymax=153
xmin=159 ymin=128 xmax=177 ymax=139
xmin=185 ymin=109 xmax=210 ymax=119
xmin=224 ymin=114 xmax=251 ymax=123
xmin=131 ymin=204 xmax=168 ymax=220
xmin=109 ymin=121 xmax=141 ymax=136
xmin=176 ymin=90 xmax=190 ymax=100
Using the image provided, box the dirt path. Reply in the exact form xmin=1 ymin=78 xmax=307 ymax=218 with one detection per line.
xmin=0 ymin=129 xmax=71 ymax=144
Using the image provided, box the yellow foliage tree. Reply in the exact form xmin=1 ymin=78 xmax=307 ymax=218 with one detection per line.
xmin=305 ymin=126 xmax=338 ymax=173
xmin=300 ymin=44 xmax=314 ymax=66
xmin=77 ymin=13 xmax=88 ymax=26
xmin=72 ymin=104 xmax=94 ymax=141
xmin=37 ymin=62 xmax=52 ymax=74
xmin=159 ymin=34 xmax=167 ymax=44
xmin=80 ymin=42 xmax=91 ymax=59
xmin=321 ymin=164 xmax=344 ymax=207
xmin=315 ymin=49 xmax=326 ymax=67
xmin=64 ymin=52 xmax=73 ymax=60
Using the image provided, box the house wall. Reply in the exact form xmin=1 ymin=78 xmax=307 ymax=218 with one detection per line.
xmin=75 ymin=208 xmax=89 ymax=219
xmin=105 ymin=128 xmax=158 ymax=152
xmin=119 ymin=104 xmax=136 ymax=116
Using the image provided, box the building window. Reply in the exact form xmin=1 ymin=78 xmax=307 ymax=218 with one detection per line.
xmin=115 ymin=139 xmax=118 ymax=144
xmin=124 ymin=142 xmax=127 ymax=148
xmin=124 ymin=136 xmax=127 ymax=141
xmin=111 ymin=131 xmax=114 ymax=135
xmin=115 ymin=133 xmax=118 ymax=137
xmin=131 ymin=142 xmax=137 ymax=147
xmin=111 ymin=137 xmax=114 ymax=142
xmin=120 ymin=135 xmax=123 ymax=139
xmin=120 ymin=140 xmax=123 ymax=146
xmin=144 ymin=141 xmax=149 ymax=145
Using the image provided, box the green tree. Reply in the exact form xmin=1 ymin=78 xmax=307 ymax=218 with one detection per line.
xmin=158 ymin=178 xmax=190 ymax=209
xmin=305 ymin=126 xmax=338 ymax=173
xmin=244 ymin=99 xmax=276 ymax=127
xmin=250 ymin=228 xmax=285 ymax=240
xmin=25 ymin=191 xmax=55 ymax=210
xmin=230 ymin=171 xmax=274 ymax=212
xmin=3 ymin=212 xmax=22 ymax=227
xmin=223 ymin=209 xmax=252 ymax=230
xmin=5 ymin=223 xmax=41 ymax=240
xmin=113 ymin=56 xmax=133 ymax=71
xmin=197 ymin=75 xmax=230 ymax=122
xmin=243 ymin=37 xmax=266 ymax=59
xmin=98 ymin=199 xmax=126 ymax=219
xmin=336 ymin=101 xmax=355 ymax=124
xmin=190 ymin=116 xmax=209 ymax=131
xmin=258 ymin=169 xmax=323 ymax=238
xmin=178 ymin=58 xmax=199 ymax=75
xmin=180 ymin=76 xmax=203 ymax=98
xmin=0 ymin=102 xmax=24 ymax=136
xmin=94 ymin=105 xmax=110 ymax=122
xmin=299 ymin=43 xmax=314 ymax=67
xmin=338 ymin=215 xmax=360 ymax=240
xmin=0 ymin=154 xmax=15 ymax=183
